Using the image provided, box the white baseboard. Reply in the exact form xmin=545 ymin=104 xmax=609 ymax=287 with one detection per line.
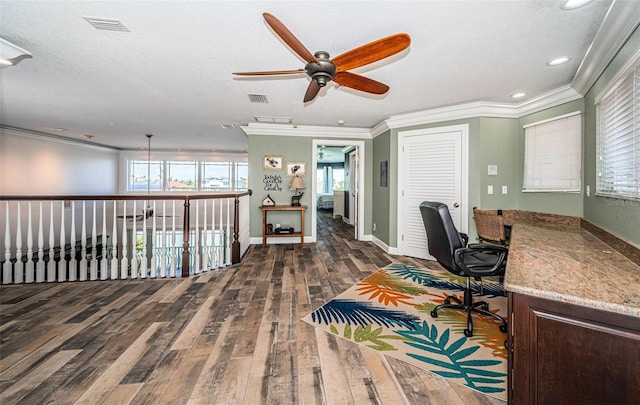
xmin=250 ymin=236 xmax=317 ymax=245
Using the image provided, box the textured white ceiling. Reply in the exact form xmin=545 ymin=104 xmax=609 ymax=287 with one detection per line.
xmin=0 ymin=0 xmax=632 ymax=152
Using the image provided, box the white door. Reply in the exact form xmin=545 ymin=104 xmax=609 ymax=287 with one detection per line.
xmin=398 ymin=125 xmax=468 ymax=260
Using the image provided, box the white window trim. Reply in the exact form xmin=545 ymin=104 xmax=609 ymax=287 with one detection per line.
xmin=522 ymin=111 xmax=582 ymax=193
xmin=595 ymin=62 xmax=640 ymax=201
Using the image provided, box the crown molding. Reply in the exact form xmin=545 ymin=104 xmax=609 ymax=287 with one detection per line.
xmin=240 ymin=123 xmax=370 ymax=138
xmin=1 ymin=125 xmax=119 ymax=152
xmin=379 ymin=86 xmax=582 ymax=132
xmin=572 ymin=0 xmax=640 ymax=95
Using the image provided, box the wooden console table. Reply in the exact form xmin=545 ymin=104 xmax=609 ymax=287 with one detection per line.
xmin=259 ymin=205 xmax=307 ymax=246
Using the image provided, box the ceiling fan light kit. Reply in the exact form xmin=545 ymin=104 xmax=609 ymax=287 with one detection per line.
xmin=233 ymin=12 xmax=411 ymax=102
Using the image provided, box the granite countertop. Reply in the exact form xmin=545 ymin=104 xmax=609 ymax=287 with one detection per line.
xmin=503 ymin=223 xmax=640 ymax=318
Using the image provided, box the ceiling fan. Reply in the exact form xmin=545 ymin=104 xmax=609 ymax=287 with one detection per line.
xmin=233 ymin=13 xmax=411 ymax=102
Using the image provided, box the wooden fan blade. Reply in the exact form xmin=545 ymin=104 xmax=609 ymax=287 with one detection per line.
xmin=332 ymin=33 xmax=411 ymax=72
xmin=333 ymin=72 xmax=389 ymax=94
xmin=233 ymin=69 xmax=307 ymax=76
xmin=303 ymin=80 xmax=321 ymax=103
xmin=263 ymin=13 xmax=320 ymax=65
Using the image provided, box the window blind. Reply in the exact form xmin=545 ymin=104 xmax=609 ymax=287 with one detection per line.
xmin=523 ymin=112 xmax=582 ymax=192
xmin=596 ymin=65 xmax=640 ymax=200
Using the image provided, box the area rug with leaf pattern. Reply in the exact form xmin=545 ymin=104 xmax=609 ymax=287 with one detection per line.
xmin=301 ymin=263 xmax=508 ymax=401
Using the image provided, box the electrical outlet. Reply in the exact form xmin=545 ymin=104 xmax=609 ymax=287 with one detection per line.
xmin=502 ymin=185 xmax=508 ymax=194
xmin=488 ymin=185 xmax=493 ymax=195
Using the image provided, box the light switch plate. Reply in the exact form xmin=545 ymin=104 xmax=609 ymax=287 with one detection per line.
xmin=488 ymin=185 xmax=494 ymax=195
xmin=502 ymin=185 xmax=508 ymax=194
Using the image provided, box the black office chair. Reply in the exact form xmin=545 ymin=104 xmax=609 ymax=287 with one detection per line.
xmin=419 ymin=201 xmax=508 ymax=337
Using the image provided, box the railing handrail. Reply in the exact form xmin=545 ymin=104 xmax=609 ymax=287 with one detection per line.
xmin=1 ymin=190 xmax=253 ymax=283
xmin=0 ymin=191 xmax=252 ymax=201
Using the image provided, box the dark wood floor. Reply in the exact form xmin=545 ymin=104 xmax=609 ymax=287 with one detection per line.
xmin=0 ymin=210 xmax=504 ymax=404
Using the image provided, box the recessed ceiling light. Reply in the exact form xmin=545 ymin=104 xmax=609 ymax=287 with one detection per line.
xmin=548 ymin=56 xmax=571 ymax=66
xmin=83 ymin=134 xmax=95 ymax=139
xmin=510 ymin=92 xmax=526 ymax=99
xmin=220 ymin=124 xmax=236 ymax=129
xmin=561 ymin=0 xmax=593 ymax=10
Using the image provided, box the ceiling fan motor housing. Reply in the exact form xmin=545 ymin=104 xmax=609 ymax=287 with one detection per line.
xmin=305 ymin=51 xmax=336 ymax=87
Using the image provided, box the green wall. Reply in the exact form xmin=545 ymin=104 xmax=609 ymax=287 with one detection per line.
xmin=372 ymin=131 xmax=391 ymax=245
xmin=248 ymin=134 xmax=373 ymax=239
xmin=516 ymin=99 xmax=585 ymax=217
xmin=583 ymin=25 xmax=640 ymax=245
xmin=477 ymin=118 xmax=519 ymax=210
xmin=247 ymin=28 xmax=640 ymax=248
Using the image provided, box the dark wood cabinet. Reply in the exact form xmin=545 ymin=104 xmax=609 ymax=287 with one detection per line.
xmin=508 ymin=293 xmax=640 ymax=404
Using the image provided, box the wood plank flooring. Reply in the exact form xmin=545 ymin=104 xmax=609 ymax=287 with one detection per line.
xmin=0 ymin=210 xmax=505 ymax=404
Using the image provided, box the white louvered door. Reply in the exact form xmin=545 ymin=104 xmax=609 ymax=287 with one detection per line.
xmin=398 ymin=125 xmax=468 ymax=260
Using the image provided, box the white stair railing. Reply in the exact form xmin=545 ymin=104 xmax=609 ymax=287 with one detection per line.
xmin=0 ymin=191 xmax=252 ymax=284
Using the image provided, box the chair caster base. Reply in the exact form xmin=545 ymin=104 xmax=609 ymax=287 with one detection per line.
xmin=430 ymin=310 xmax=438 ymax=318
xmin=464 ymin=329 xmax=473 ymax=337
xmin=499 ymin=324 xmax=508 ymax=333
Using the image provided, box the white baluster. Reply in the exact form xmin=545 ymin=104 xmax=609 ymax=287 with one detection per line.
xmin=14 ymin=203 xmax=23 ymax=283
xmin=141 ymin=200 xmax=147 ymax=279
xmin=48 ymin=201 xmax=55 ymax=282
xmin=25 ymin=201 xmax=34 ymax=283
xmin=160 ymin=200 xmax=166 ymax=279
xmin=79 ymin=201 xmax=87 ymax=281
xmin=90 ymin=201 xmax=98 ymax=280
xmin=130 ymin=200 xmax=137 ymax=278
xmin=101 ymin=200 xmax=108 ymax=280
xmin=218 ymin=199 xmax=224 ymax=267
xmin=69 ymin=202 xmax=77 ymax=281
xmin=120 ymin=200 xmax=129 ymax=279
xmin=110 ymin=201 xmax=118 ymax=280
xmin=36 ymin=201 xmax=45 ymax=282
xmin=3 ymin=201 xmax=12 ymax=284
xmin=170 ymin=200 xmax=176 ymax=277
xmin=211 ymin=199 xmax=219 ymax=269
xmin=150 ymin=200 xmax=157 ymax=278
xmin=59 ymin=202 xmax=66 ymax=282
xmin=202 ymin=199 xmax=208 ymax=272
xmin=120 ymin=200 xmax=128 ymax=279
xmin=194 ymin=199 xmax=200 ymax=274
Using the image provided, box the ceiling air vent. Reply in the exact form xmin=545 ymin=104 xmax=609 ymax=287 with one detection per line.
xmin=254 ymin=116 xmax=292 ymax=124
xmin=248 ymin=94 xmax=268 ymax=103
xmin=83 ymin=16 xmax=130 ymax=32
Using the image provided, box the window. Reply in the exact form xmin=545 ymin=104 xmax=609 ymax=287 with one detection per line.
xmin=596 ymin=64 xmax=640 ymax=200
xmin=167 ymin=161 xmax=197 ymax=191
xmin=202 ymin=162 xmax=232 ymax=191
xmin=317 ymin=165 xmax=345 ymax=193
xmin=522 ymin=112 xmax=582 ymax=192
xmin=129 ymin=160 xmax=163 ymax=192
xmin=126 ymin=160 xmax=247 ymax=192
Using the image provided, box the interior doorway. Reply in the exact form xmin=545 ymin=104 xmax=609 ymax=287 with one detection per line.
xmin=311 ymin=139 xmax=365 ymax=242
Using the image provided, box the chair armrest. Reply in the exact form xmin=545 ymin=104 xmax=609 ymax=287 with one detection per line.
xmin=453 ymin=243 xmax=508 ymax=277
xmin=467 ymin=243 xmax=508 ymax=253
